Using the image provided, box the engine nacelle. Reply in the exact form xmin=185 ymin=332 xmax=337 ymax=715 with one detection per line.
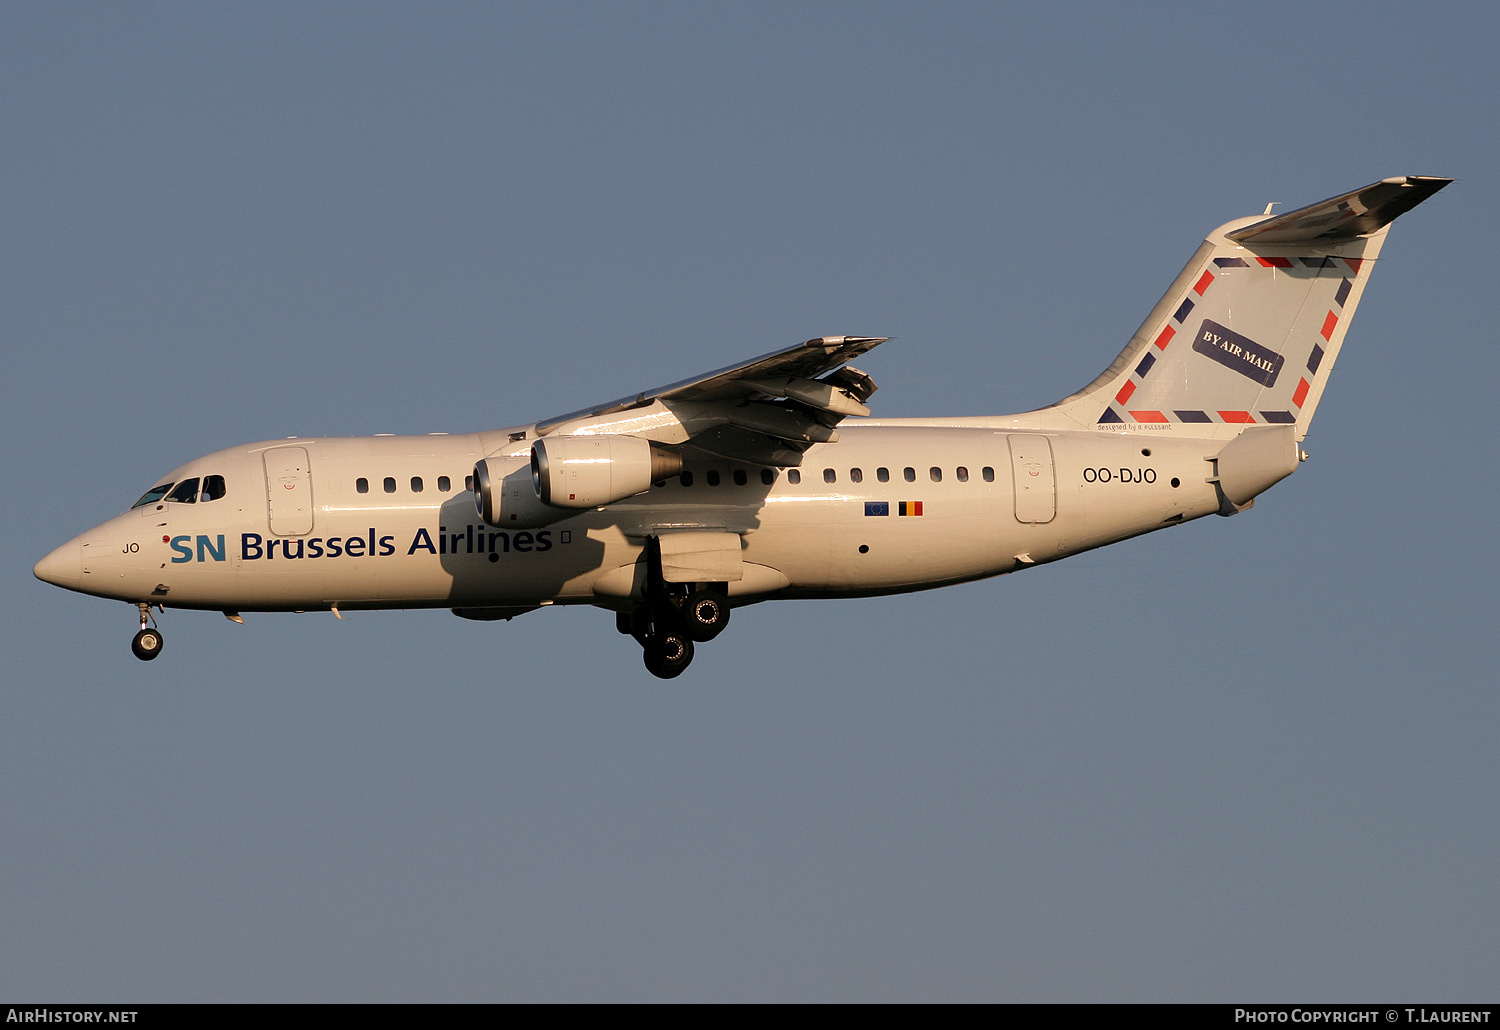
xmin=531 ymin=435 xmax=682 ymax=509
xmin=473 ymin=454 xmax=570 ymax=529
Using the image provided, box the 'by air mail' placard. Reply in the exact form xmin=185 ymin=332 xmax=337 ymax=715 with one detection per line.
xmin=1191 ymin=319 xmax=1283 ymax=387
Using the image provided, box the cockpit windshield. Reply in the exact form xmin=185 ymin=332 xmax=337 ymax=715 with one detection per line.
xmin=131 ymin=474 xmax=228 ymax=508
xmin=167 ymin=478 xmax=200 ymax=504
xmin=132 ymin=483 xmax=174 ymax=508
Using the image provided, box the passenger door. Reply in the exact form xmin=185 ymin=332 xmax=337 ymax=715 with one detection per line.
xmin=1008 ymin=435 xmax=1056 ymax=524
xmin=264 ymin=446 xmax=315 ymax=536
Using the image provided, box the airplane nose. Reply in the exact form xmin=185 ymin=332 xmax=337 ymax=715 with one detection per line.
xmin=34 ymin=541 xmax=82 ymax=590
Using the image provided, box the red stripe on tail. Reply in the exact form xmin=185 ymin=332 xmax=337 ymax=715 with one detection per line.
xmin=1321 ymin=311 xmax=1338 ymax=341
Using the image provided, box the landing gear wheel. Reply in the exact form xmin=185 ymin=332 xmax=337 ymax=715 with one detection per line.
xmin=681 ymin=589 xmax=730 ymax=642
xmin=642 ymin=631 xmax=694 ymax=679
xmin=131 ymin=628 xmax=164 ymax=661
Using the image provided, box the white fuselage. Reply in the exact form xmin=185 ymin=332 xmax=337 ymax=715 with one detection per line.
xmin=49 ymin=419 xmax=1227 ymax=614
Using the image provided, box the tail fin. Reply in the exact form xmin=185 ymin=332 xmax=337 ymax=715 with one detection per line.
xmin=1037 ymin=176 xmax=1451 ymax=440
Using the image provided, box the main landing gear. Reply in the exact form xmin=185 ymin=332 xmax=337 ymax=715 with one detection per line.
xmin=131 ymin=602 xmax=164 ymax=661
xmin=617 ymin=539 xmax=733 ymax=679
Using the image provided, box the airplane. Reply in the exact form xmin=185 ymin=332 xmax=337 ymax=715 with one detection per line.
xmin=34 ymin=175 xmax=1450 ymax=678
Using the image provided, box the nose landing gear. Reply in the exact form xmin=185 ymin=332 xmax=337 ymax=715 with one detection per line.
xmin=131 ymin=603 xmax=164 ymax=661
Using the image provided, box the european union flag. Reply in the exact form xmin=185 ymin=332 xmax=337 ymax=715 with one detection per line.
xmin=864 ymin=501 xmax=889 ymax=517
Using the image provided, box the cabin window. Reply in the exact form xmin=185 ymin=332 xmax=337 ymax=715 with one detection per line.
xmin=930 ymin=467 xmax=942 ymax=483
xmin=706 ymin=470 xmax=720 ymax=487
xmin=680 ymin=471 xmax=694 ymax=487
xmin=131 ymin=484 xmax=173 ymax=508
xmin=383 ymin=477 xmax=397 ymax=493
xmin=761 ymin=469 xmax=776 ymax=485
xmin=201 ymin=475 xmax=227 ymax=501
xmin=903 ymin=467 xmax=916 ymax=483
xmin=849 ymin=468 xmax=863 ymax=484
xmin=734 ymin=469 xmax=747 ymax=486
xmin=438 ymin=476 xmax=451 ymax=492
xmin=356 ymin=478 xmax=369 ymax=494
xmin=956 ymin=466 xmax=969 ymax=483
xmin=465 ymin=475 xmax=473 ymax=490
xmin=824 ymin=469 xmax=836 ymax=484
xmin=411 ymin=477 xmax=424 ymax=493
xmin=982 ymin=466 xmax=995 ymax=482
xmin=877 ymin=467 xmax=890 ymax=483
xmin=788 ymin=469 xmax=801 ymax=485
xmin=167 ymin=478 xmax=200 ymax=504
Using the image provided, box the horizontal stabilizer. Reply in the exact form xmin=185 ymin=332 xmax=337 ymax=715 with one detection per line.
xmin=1227 ymin=176 xmax=1452 ymax=245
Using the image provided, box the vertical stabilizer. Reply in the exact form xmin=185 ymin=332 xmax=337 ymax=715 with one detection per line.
xmin=1034 ymin=176 xmax=1450 ymax=440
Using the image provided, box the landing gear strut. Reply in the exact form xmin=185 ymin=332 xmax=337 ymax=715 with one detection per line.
xmin=131 ymin=603 xmax=164 ymax=661
xmin=627 ymin=538 xmax=732 ymax=679
xmin=622 ymin=601 xmax=695 ymax=678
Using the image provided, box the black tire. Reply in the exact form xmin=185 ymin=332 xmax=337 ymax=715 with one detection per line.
xmin=131 ymin=628 xmax=164 ymax=661
xmin=642 ymin=631 xmax=694 ymax=679
xmin=681 ymin=589 xmax=730 ymax=642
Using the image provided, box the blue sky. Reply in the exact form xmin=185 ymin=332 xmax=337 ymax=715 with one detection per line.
xmin=3 ymin=2 xmax=1496 ymax=1001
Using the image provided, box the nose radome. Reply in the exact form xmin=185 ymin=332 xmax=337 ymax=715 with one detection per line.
xmin=34 ymin=541 xmax=82 ymax=590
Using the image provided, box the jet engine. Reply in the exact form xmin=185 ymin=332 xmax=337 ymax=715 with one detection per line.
xmin=530 ymin=435 xmax=682 ymax=509
xmin=473 ymin=454 xmax=570 ymax=529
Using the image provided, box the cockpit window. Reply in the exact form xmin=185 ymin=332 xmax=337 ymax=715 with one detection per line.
xmin=167 ymin=478 xmax=201 ymax=504
xmin=201 ymin=475 xmax=227 ymax=502
xmin=132 ymin=483 xmax=174 ymax=508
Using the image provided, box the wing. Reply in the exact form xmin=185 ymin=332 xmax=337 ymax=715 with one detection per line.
xmin=533 ymin=336 xmax=888 ymax=466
